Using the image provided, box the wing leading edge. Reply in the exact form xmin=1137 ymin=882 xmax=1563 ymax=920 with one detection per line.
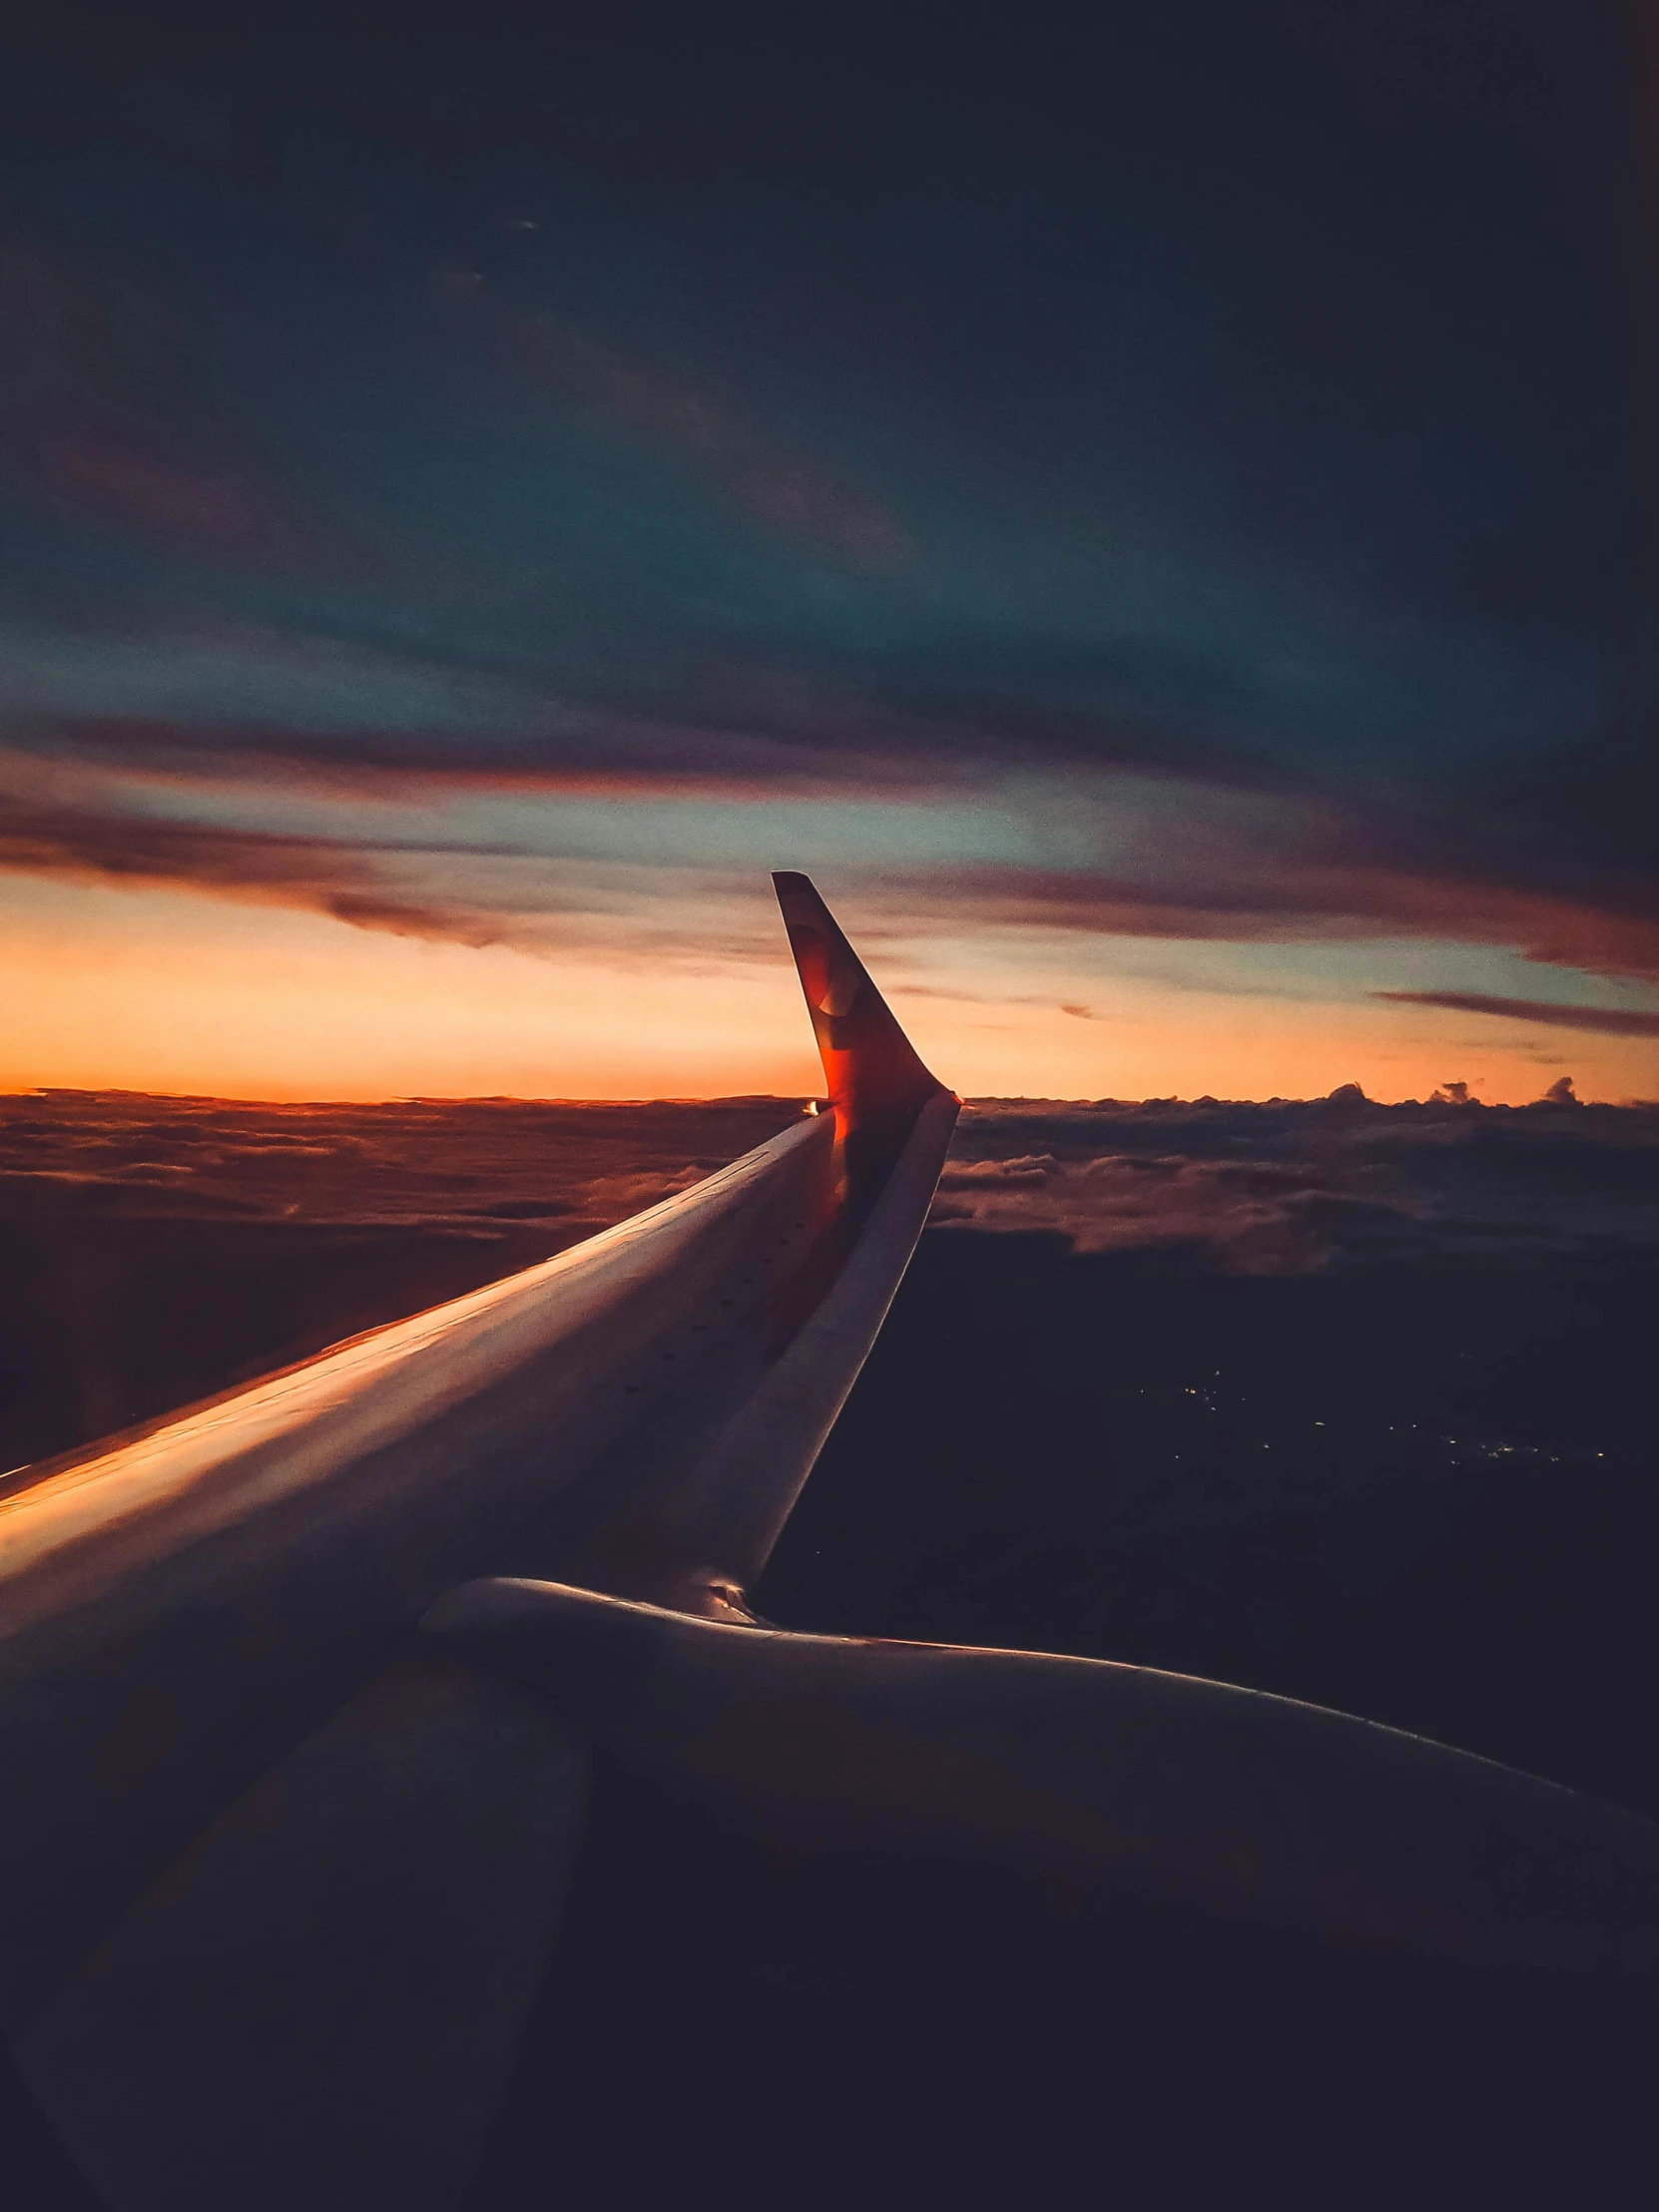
xmin=3 ymin=874 xmax=959 ymax=2211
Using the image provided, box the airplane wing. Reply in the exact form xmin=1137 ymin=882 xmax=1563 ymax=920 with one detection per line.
xmin=3 ymin=873 xmax=1656 ymax=2209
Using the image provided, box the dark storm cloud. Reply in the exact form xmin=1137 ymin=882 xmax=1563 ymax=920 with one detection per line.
xmin=1374 ymin=990 xmax=1659 ymax=1037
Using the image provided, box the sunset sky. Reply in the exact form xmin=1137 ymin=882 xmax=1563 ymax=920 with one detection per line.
xmin=2 ymin=2 xmax=1657 ymax=1103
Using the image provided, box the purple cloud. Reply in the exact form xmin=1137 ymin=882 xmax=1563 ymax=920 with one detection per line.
xmin=1374 ymin=991 xmax=1659 ymax=1038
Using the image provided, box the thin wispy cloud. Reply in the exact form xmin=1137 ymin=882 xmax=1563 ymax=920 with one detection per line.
xmin=511 ymin=320 xmax=911 ymax=568
xmin=1373 ymin=991 xmax=1659 ymax=1038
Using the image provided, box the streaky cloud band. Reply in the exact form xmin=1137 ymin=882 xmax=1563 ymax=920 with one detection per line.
xmin=1374 ymin=991 xmax=1659 ymax=1039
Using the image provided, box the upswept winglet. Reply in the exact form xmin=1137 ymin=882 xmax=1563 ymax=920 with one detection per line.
xmin=579 ymin=879 xmax=962 ymax=1612
xmin=773 ymin=872 xmax=950 ymax=1150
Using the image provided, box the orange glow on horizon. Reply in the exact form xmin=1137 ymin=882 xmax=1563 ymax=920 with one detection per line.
xmin=2 ymin=874 xmax=1653 ymax=1106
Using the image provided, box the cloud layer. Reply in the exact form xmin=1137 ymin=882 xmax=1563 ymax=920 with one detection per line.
xmin=935 ymin=1093 xmax=1659 ymax=1272
xmin=0 ymin=1092 xmax=810 ymax=1237
xmin=6 ymin=1088 xmax=1655 ymax=1280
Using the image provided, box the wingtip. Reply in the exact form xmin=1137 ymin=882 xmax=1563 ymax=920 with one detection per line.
xmin=772 ymin=871 xmax=947 ymax=1143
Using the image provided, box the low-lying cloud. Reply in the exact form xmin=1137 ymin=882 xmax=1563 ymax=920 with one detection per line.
xmin=935 ymin=1094 xmax=1659 ymax=1272
xmin=4 ymin=1089 xmax=1655 ymax=1280
xmin=0 ymin=1094 xmax=809 ymax=1238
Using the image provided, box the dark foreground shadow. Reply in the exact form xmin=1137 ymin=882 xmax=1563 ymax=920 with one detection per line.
xmin=0 ymin=2050 xmax=106 ymax=2212
xmin=468 ymin=1758 xmax=1655 ymax=2211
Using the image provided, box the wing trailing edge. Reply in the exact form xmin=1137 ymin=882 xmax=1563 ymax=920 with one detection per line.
xmin=426 ymin=1578 xmax=1659 ymax=1978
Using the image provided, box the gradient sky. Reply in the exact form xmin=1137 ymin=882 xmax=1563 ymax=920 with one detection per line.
xmin=2 ymin=1 xmax=1657 ymax=1102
